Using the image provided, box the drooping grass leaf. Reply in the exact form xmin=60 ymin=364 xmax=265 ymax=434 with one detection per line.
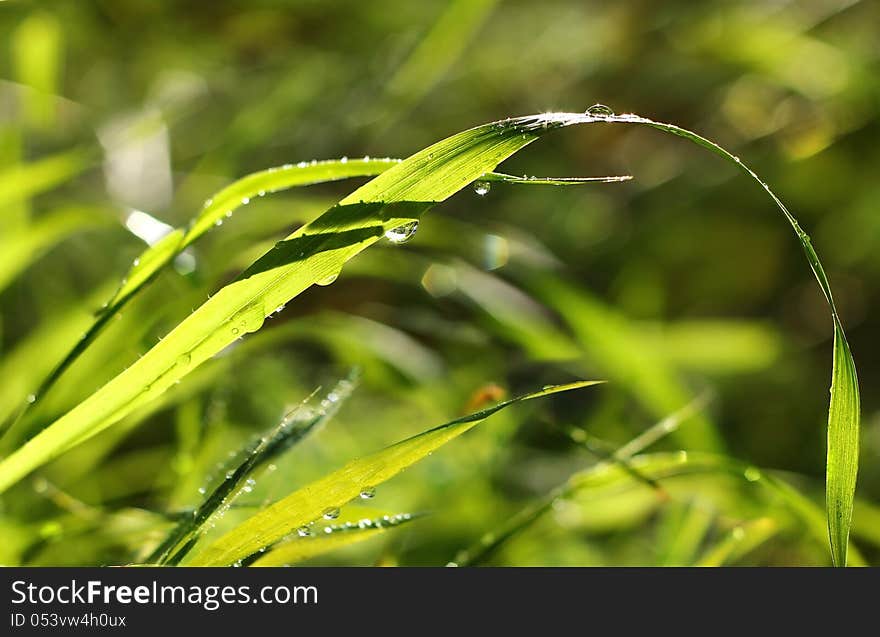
xmin=187 ymin=381 xmax=600 ymax=566
xmin=0 ymin=111 xmax=858 ymax=566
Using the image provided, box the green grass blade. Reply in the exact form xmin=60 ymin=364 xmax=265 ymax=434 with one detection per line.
xmin=21 ymin=158 xmax=400 ymax=415
xmin=251 ymin=512 xmax=420 ymax=567
xmin=0 ymin=111 xmax=857 ymax=567
xmin=188 ymin=381 xmax=600 ymax=566
xmin=604 ymin=111 xmax=860 ymax=566
xmin=151 ymin=374 xmax=356 ymax=565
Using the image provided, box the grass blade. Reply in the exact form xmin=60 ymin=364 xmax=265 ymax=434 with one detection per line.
xmin=21 ymin=158 xmax=401 ymax=416
xmin=188 ymin=381 xmax=600 ymax=566
xmin=0 ymin=111 xmax=857 ymax=567
xmin=251 ymin=512 xmax=420 ymax=567
xmin=150 ymin=373 xmax=356 ymax=565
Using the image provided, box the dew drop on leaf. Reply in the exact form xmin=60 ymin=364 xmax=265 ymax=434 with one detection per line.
xmin=473 ymin=180 xmax=491 ymax=196
xmin=322 ymin=507 xmax=340 ymax=520
xmin=385 ymin=221 xmax=419 ymax=244
xmin=586 ymin=104 xmax=614 ymax=117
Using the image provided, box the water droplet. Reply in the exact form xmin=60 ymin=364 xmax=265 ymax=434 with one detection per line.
xmin=177 ymin=353 xmax=191 ymax=367
xmin=359 ymin=486 xmax=376 ymax=500
xmin=215 ymin=219 xmax=223 ymax=227
xmin=198 ymin=487 xmax=206 ymax=495
xmin=225 ymin=470 xmax=235 ymax=479
xmin=340 ymin=156 xmax=348 ymax=164
xmin=586 ymin=104 xmax=614 ymax=117
xmin=322 ymin=507 xmax=340 ymax=520
xmin=297 ymin=526 xmax=311 ymax=537
xmin=357 ymin=518 xmax=373 ymax=529
xmin=241 ymin=197 xmax=250 ymax=205
xmin=26 ymin=394 xmax=36 ymax=404
xmin=473 ymin=180 xmax=491 ymax=196
xmin=744 ymin=467 xmax=762 ymax=482
xmin=323 ymin=526 xmax=333 ymax=534
xmin=316 ymin=272 xmax=338 ymax=286
xmin=231 ymin=327 xmax=240 ymax=335
xmin=384 ymin=221 xmax=419 ymax=244
xmin=133 ymin=258 xmax=140 ymax=267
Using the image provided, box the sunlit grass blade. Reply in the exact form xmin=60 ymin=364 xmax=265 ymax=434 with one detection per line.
xmin=608 ymin=111 xmax=861 ymax=564
xmin=21 ymin=158 xmax=401 ymax=416
xmin=0 ymin=111 xmax=857 ymax=568
xmin=485 ymin=172 xmax=632 ymax=186
xmin=150 ymin=374 xmax=357 ymax=565
xmin=187 ymin=381 xmax=600 ymax=566
xmin=251 ymin=512 xmax=421 ymax=567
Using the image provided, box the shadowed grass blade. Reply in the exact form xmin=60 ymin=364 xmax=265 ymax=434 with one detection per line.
xmin=188 ymin=381 xmax=600 ymax=566
xmin=151 ymin=373 xmax=357 ymax=565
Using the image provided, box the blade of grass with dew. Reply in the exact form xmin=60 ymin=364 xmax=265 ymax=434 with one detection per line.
xmin=153 ymin=373 xmax=357 ymax=565
xmin=603 ymin=110 xmax=860 ymax=565
xmin=0 ymin=114 xmax=611 ymax=492
xmin=187 ymin=381 xmax=600 ymax=566
xmin=251 ymin=512 xmax=421 ymax=567
xmin=22 ymin=158 xmax=402 ymax=414
xmin=0 ymin=112 xmax=857 ymax=565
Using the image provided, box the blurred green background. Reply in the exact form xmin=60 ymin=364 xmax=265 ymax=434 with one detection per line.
xmin=0 ymin=0 xmax=878 ymax=565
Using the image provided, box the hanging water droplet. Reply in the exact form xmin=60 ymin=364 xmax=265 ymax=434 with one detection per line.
xmin=384 ymin=221 xmax=419 ymax=244
xmin=297 ymin=526 xmax=311 ymax=537
xmin=586 ymin=103 xmax=614 ymax=117
xmin=357 ymin=518 xmax=373 ymax=529
xmin=241 ymin=197 xmax=250 ymax=205
xmin=473 ymin=180 xmax=491 ymax=196
xmin=316 ymin=272 xmax=338 ymax=286
xmin=359 ymin=486 xmax=376 ymax=500
xmin=322 ymin=507 xmax=340 ymax=520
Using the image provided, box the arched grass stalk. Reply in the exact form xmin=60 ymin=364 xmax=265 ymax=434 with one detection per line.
xmin=0 ymin=110 xmax=858 ymax=565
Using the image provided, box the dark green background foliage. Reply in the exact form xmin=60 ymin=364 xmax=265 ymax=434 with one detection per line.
xmin=0 ymin=0 xmax=877 ymax=565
